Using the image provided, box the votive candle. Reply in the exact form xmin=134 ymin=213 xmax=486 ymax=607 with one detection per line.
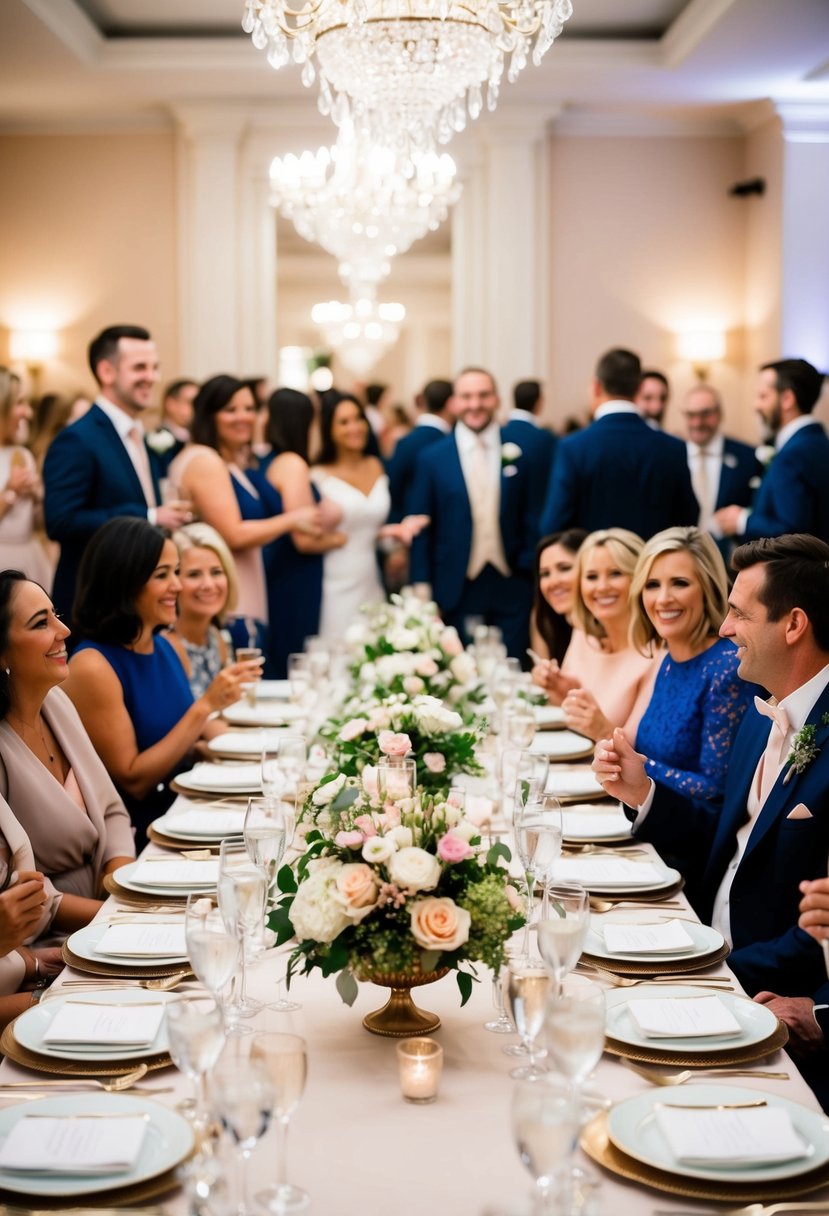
xmin=396 ymin=1037 xmax=443 ymax=1103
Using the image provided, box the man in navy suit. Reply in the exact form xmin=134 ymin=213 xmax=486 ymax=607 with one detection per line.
xmin=149 ymin=377 xmax=197 ymax=470
xmin=714 ymin=358 xmax=829 ymax=544
xmin=387 ymin=378 xmax=453 ymax=522
xmin=501 ymin=380 xmax=557 ymax=521
xmin=540 ymin=348 xmax=698 ymax=539
xmin=634 ymin=367 xmax=670 ymax=430
xmin=594 ymin=533 xmax=829 ymax=1011
xmin=44 ymin=325 xmax=191 ymax=615
xmin=408 ymin=367 xmax=537 ymax=659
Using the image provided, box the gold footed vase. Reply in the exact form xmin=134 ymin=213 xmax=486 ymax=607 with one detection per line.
xmin=356 ymin=965 xmax=450 ymax=1037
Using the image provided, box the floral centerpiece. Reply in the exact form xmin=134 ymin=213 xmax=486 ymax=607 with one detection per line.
xmin=270 ymin=772 xmax=523 ymax=1034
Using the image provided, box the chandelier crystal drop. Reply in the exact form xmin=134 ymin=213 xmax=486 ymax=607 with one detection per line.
xmin=311 ymin=295 xmax=406 ymax=377
xmin=243 ymin=0 xmax=574 ymax=158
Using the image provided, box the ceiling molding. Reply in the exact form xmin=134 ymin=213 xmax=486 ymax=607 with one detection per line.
xmin=553 ymin=108 xmax=744 ymax=138
xmin=660 ymin=0 xmax=739 ymax=69
xmin=22 ymin=0 xmax=103 ymax=64
xmin=775 ymin=99 xmax=829 ymax=143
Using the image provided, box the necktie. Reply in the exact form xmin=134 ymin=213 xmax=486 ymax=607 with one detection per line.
xmin=691 ymin=446 xmax=710 ymax=525
xmin=753 ymin=696 xmax=791 ymax=805
xmin=127 ymin=424 xmax=157 ymax=508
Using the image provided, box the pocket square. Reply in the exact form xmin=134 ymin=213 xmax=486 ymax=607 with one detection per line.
xmin=786 ymin=804 xmax=813 ymax=820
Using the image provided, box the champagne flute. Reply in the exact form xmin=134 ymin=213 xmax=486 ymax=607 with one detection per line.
xmin=304 ymin=635 xmax=330 ymax=682
xmin=211 ymin=1057 xmax=274 ymax=1216
xmin=251 ymin=1033 xmax=309 ymax=1214
xmin=218 ymin=840 xmax=267 ymax=1020
xmin=514 ymin=791 xmax=563 ymax=959
xmin=165 ymin=995 xmax=225 ymax=1125
xmin=511 ymin=1077 xmax=580 ymax=1213
xmin=484 ymin=962 xmax=515 ymax=1035
xmin=185 ymin=893 xmax=240 ymax=1023
xmin=504 ymin=704 xmax=536 ymax=749
xmin=244 ymin=797 xmax=287 ymax=889
xmin=261 ymin=735 xmax=307 ymax=805
xmin=544 ymin=980 xmax=606 ymax=1102
xmin=536 ymin=882 xmax=590 ymax=998
xmin=235 ymin=646 xmax=264 ymax=707
xmin=506 ymin=960 xmax=550 ymax=1080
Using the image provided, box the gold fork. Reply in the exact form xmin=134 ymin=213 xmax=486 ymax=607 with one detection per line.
xmin=653 ymin=1205 xmax=829 ymax=1216
xmin=620 ymin=1058 xmax=790 ymax=1086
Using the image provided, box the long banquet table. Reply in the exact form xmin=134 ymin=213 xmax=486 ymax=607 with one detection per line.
xmin=2 ymin=829 xmax=828 ymax=1216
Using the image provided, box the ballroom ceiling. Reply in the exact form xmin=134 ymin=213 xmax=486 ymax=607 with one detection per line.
xmin=1 ymin=0 xmax=828 ymax=131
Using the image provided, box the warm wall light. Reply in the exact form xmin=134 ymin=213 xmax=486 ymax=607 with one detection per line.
xmin=675 ymin=331 xmax=726 ymax=381
xmin=9 ymin=329 xmax=58 ymax=397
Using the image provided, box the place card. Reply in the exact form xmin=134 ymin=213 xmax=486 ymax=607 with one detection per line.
xmin=95 ymin=922 xmax=187 ymax=958
xmin=0 ymin=1114 xmax=148 ymax=1174
xmin=553 ymin=857 xmax=663 ymax=886
xmin=43 ymin=1001 xmax=166 ymax=1047
xmin=601 ymin=919 xmax=694 ymax=956
xmin=654 ymin=1105 xmax=808 ymax=1167
xmin=130 ymin=859 xmax=219 ymax=887
xmin=626 ymin=995 xmax=741 ymax=1039
xmin=166 ymin=808 xmax=247 ymax=836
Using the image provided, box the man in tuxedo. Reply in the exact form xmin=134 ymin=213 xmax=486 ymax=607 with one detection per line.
xmin=388 ymin=378 xmax=453 ymax=522
xmin=501 ymin=380 xmax=557 ymax=521
xmin=540 ymin=348 xmax=698 ymax=539
xmin=594 ymin=533 xmax=829 ymax=1009
xmin=714 ymin=358 xmax=829 ymax=543
xmin=44 ymin=325 xmax=191 ymax=615
xmin=635 ymin=368 xmax=670 ymax=429
xmin=408 ymin=367 xmax=536 ymax=658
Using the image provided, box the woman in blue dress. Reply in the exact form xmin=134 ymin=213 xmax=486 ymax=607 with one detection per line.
xmin=66 ymin=518 xmax=258 ymax=846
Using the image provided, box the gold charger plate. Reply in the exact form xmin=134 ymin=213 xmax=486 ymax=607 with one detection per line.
xmin=102 ymin=872 xmax=188 ymax=904
xmin=581 ymin=1110 xmax=829 ymax=1202
xmin=61 ymin=938 xmax=191 ymax=979
xmin=146 ymin=825 xmax=221 ymax=853
xmin=581 ymin=939 xmax=731 ymax=977
xmin=603 ymin=1016 xmax=789 ymax=1067
xmin=0 ymin=1022 xmax=172 ymax=1077
xmin=0 ymin=1165 xmax=183 ymax=1210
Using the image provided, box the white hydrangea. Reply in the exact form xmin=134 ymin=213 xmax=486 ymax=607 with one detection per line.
xmin=449 ymin=653 xmax=477 ymax=686
xmin=289 ymin=862 xmax=351 ymax=943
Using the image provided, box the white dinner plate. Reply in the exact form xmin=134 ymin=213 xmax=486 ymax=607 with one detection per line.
xmin=605 ymin=984 xmax=778 ymax=1054
xmin=255 ymin=679 xmax=291 ymax=700
xmin=208 ymin=729 xmax=292 ymax=758
xmin=152 ymin=809 xmax=245 ymax=842
xmin=562 ymin=804 xmax=632 ymax=842
xmin=530 ymin=730 xmax=593 ymax=760
xmin=222 ymin=702 xmax=306 ymax=727
xmin=14 ymin=988 xmax=172 ymax=1062
xmin=545 ymin=769 xmax=607 ymax=800
xmin=551 ymin=854 xmax=680 ymax=894
xmin=534 ymin=705 xmax=566 ymax=729
xmin=111 ymin=859 xmax=217 ymax=897
xmin=174 ymin=763 xmax=262 ymax=795
xmin=607 ymin=1084 xmax=829 ymax=1183
xmin=0 ymin=1093 xmax=193 ymax=1198
xmin=65 ymin=918 xmax=189 ymax=968
xmin=584 ymin=915 xmax=724 ymax=965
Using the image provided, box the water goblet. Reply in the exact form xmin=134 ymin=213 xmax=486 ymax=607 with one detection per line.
xmin=514 ymin=791 xmax=563 ymax=959
xmin=218 ymin=840 xmax=267 ymax=1020
xmin=511 ymin=1076 xmax=580 ymax=1214
xmin=211 ymin=1057 xmax=274 ymax=1216
xmin=536 ymin=883 xmax=590 ymax=998
xmin=185 ymin=892 xmax=240 ymax=1020
xmin=506 ymin=960 xmax=550 ymax=1080
xmin=544 ymin=979 xmax=606 ymax=1105
xmin=251 ymin=1032 xmax=309 ymax=1213
xmin=499 ymin=749 xmax=549 ymax=822
xmin=165 ymin=995 xmax=225 ymax=1125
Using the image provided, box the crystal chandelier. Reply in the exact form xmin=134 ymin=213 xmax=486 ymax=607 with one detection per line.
xmin=243 ymin=0 xmax=574 ymax=159
xmin=311 ymin=296 xmax=405 ymax=376
xmin=270 ymin=123 xmax=460 ymax=295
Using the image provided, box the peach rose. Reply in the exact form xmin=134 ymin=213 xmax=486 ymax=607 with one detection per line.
xmin=335 ymin=863 xmax=379 ymax=921
xmin=410 ymin=897 xmax=471 ymax=952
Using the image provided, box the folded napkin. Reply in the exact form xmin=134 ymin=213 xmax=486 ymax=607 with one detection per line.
xmin=130 ymin=859 xmax=219 ymax=888
xmin=182 ymin=763 xmax=261 ymax=791
xmin=95 ymin=922 xmax=187 ymax=958
xmin=602 ymin=919 xmax=694 ymax=956
xmin=43 ymin=1000 xmax=166 ymax=1048
xmin=562 ymin=809 xmax=631 ymax=839
xmin=208 ymin=729 xmax=290 ymax=757
xmin=0 ymin=1114 xmax=148 ymax=1174
xmin=165 ymin=808 xmax=246 ymax=837
xmin=627 ymin=995 xmax=741 ymax=1039
xmin=654 ymin=1105 xmax=808 ymax=1167
xmin=553 ymin=857 xmax=663 ymax=887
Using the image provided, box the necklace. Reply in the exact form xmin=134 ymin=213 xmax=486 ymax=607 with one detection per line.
xmin=8 ymin=712 xmax=56 ymax=764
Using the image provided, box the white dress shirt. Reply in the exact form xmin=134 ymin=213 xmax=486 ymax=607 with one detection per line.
xmin=508 ymin=409 xmax=539 ymax=427
xmin=415 ymin=414 xmax=451 ymax=433
xmin=94 ymin=396 xmax=156 ymax=519
xmin=594 ymin=401 xmax=640 ymax=421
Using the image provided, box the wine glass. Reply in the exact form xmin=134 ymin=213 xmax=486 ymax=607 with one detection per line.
xmin=286 ymin=653 xmax=311 ymax=704
xmin=185 ymin=893 xmax=241 ymax=1025
xmin=484 ymin=962 xmax=515 ymax=1035
xmin=244 ymin=797 xmax=287 ymax=889
xmin=544 ymin=979 xmax=606 ymax=1102
xmin=536 ymin=883 xmax=590 ymax=998
xmin=261 ymin=735 xmax=307 ymax=802
xmin=235 ymin=645 xmax=264 ymax=707
xmin=511 ymin=1077 xmax=580 ymax=1214
xmin=514 ymin=791 xmax=563 ymax=959
xmin=504 ymin=704 xmax=536 ymax=749
xmin=251 ymin=1032 xmax=309 ymax=1213
xmin=211 ymin=1057 xmax=274 ymax=1216
xmin=218 ymin=840 xmax=267 ymax=1020
xmin=165 ymin=995 xmax=225 ymax=1125
xmin=506 ymin=960 xmax=550 ymax=1080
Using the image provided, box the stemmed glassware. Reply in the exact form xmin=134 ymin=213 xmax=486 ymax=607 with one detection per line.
xmin=536 ymin=883 xmax=590 ymax=998
xmin=244 ymin=797 xmax=288 ymax=887
xmin=511 ymin=1077 xmax=580 ymax=1214
xmin=251 ymin=1032 xmax=309 ymax=1213
xmin=514 ymin=790 xmax=563 ymax=959
xmin=503 ymin=703 xmax=536 ymax=749
xmin=544 ymin=979 xmax=606 ymax=1104
xmin=261 ymin=735 xmax=306 ymax=804
xmin=506 ymin=959 xmax=550 ymax=1080
xmin=211 ymin=1057 xmax=274 ymax=1216
xmin=286 ymin=653 xmax=312 ymax=704
xmin=165 ymin=995 xmax=225 ymax=1126
xmin=499 ymin=747 xmax=549 ymax=822
xmin=185 ymin=892 xmax=241 ymax=1029
xmin=484 ymin=962 xmax=515 ymax=1035
xmin=217 ymin=840 xmax=267 ymax=1021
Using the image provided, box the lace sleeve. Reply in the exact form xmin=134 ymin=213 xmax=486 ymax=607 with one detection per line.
xmin=645 ymin=649 xmax=751 ymax=802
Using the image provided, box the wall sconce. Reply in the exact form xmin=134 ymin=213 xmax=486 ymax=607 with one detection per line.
xmin=9 ymin=329 xmax=58 ymax=396
xmin=675 ymin=331 xmax=726 ymax=381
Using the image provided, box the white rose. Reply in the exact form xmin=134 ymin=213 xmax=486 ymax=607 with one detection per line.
xmin=449 ymin=653 xmax=477 ymax=685
xmin=388 ymin=846 xmax=442 ymax=892
xmin=387 ymin=626 xmax=420 ymax=651
xmin=402 ymin=676 xmax=425 ymax=696
xmin=452 ymin=818 xmax=480 ymax=843
xmin=501 ymin=441 xmax=522 ymax=462
xmin=387 ymin=825 xmax=413 ymax=850
xmin=362 ymin=836 xmax=396 ymax=864
xmin=289 ymin=864 xmax=351 ymax=943
xmin=146 ymin=429 xmax=176 ymax=454
xmin=312 ymin=773 xmax=346 ymax=807
xmin=345 ymin=623 xmax=369 ymax=645
xmin=359 ymin=662 xmax=377 ymax=683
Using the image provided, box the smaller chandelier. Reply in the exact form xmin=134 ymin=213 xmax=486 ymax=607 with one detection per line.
xmin=312 ymin=296 xmax=405 ymax=377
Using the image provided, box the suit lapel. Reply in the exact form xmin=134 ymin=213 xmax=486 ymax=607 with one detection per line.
xmin=90 ymin=407 xmax=149 ymax=505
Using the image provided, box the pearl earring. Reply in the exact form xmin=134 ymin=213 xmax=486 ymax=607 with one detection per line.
xmin=4 ymin=669 xmax=9 ymax=677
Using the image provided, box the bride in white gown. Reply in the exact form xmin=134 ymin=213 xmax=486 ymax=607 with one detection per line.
xmin=311 ymin=395 xmax=391 ymax=641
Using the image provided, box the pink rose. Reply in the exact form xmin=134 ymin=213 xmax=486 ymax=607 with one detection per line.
xmin=335 ymin=863 xmax=379 ymax=920
xmin=423 ymin=751 xmax=446 ymax=774
xmin=354 ymin=814 xmax=377 ymax=838
xmin=410 ymin=897 xmax=471 ymax=952
xmin=378 ymin=730 xmax=412 ymax=757
xmin=415 ymin=656 xmax=439 ymax=678
xmin=340 ymin=718 xmax=369 ymax=742
xmin=335 ymin=830 xmax=365 ymax=849
xmin=439 ymin=628 xmax=464 ymax=657
xmin=437 ymin=832 xmax=473 ymax=863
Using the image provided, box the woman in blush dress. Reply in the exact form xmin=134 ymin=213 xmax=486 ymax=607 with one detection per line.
xmin=532 ymin=528 xmax=657 ymax=741
xmin=0 ymin=369 xmax=51 ymax=590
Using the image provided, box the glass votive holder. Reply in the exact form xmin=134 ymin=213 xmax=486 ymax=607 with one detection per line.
xmin=396 ymin=1037 xmax=443 ymax=1104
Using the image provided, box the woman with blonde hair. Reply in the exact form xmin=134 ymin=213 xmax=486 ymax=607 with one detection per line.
xmin=0 ymin=369 xmax=51 ymax=589
xmin=532 ymin=527 xmax=657 ymax=740
xmin=168 ymin=523 xmax=239 ymax=698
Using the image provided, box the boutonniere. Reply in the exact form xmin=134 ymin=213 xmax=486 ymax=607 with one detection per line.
xmin=146 ymin=429 xmax=176 ymax=455
xmin=755 ymin=443 xmax=776 ymax=468
xmin=722 ymin=452 xmax=738 ymax=469
xmin=784 ymin=714 xmax=829 ymax=783
xmin=501 ymin=442 xmax=522 ymax=470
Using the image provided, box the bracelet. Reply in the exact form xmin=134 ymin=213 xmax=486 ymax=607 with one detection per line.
xmin=33 ymin=954 xmax=41 ymax=977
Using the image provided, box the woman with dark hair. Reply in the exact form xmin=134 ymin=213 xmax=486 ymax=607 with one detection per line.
xmin=260 ymin=388 xmax=346 ymax=674
xmin=530 ymin=529 xmax=587 ymax=666
xmin=167 ymin=375 xmax=322 ymax=654
xmin=65 ymin=518 xmax=258 ymax=846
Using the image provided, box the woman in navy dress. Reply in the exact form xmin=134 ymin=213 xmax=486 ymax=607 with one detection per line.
xmin=66 ymin=518 xmax=257 ymax=847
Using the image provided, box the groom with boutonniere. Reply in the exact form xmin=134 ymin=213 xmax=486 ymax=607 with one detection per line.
xmin=408 ymin=367 xmax=537 ymax=660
